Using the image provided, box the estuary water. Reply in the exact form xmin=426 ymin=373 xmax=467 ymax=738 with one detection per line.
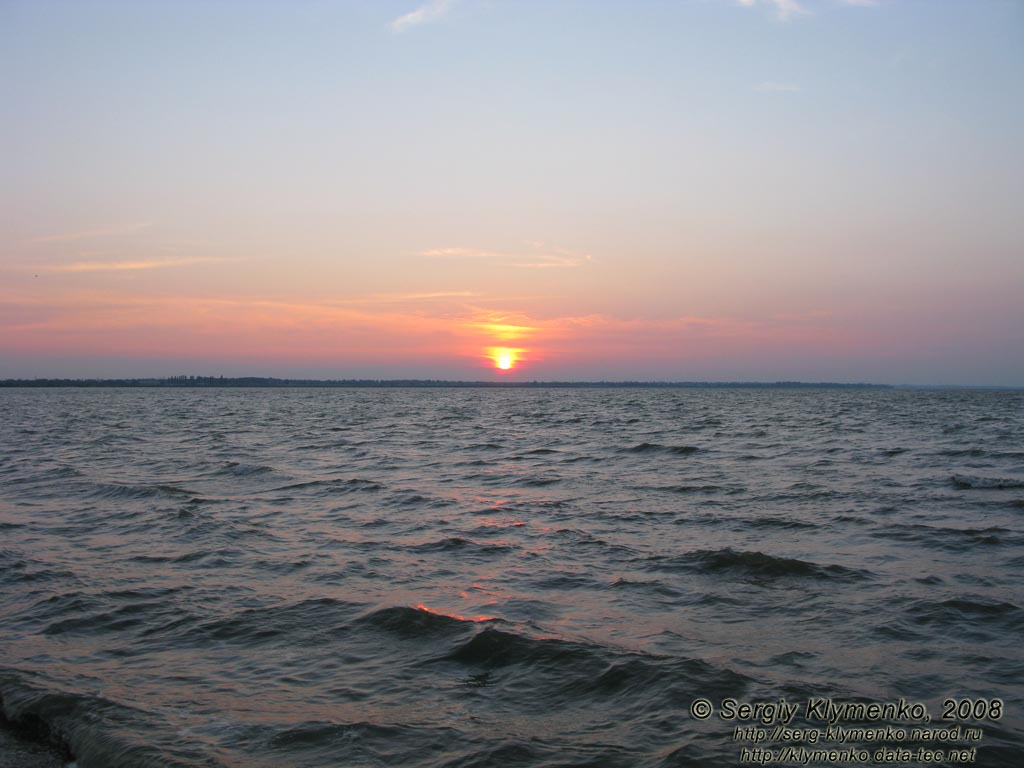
xmin=0 ymin=387 xmax=1021 ymax=767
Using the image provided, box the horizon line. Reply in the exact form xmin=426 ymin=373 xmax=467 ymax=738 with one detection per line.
xmin=1 ymin=376 xmax=1021 ymax=390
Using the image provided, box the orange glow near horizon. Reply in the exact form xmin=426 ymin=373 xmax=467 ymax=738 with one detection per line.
xmin=0 ymin=287 xmax=864 ymax=378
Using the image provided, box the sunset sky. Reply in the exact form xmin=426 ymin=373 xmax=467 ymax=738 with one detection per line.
xmin=2 ymin=0 xmax=1022 ymax=384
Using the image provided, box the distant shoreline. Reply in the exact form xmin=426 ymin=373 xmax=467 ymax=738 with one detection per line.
xmin=1 ymin=376 xmax=890 ymax=389
xmin=0 ymin=377 xmax=1019 ymax=390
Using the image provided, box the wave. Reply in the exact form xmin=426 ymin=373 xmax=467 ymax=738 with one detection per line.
xmin=409 ymin=537 xmax=514 ymax=555
xmin=436 ymin=624 xmax=753 ymax=719
xmin=163 ymin=597 xmax=367 ymax=647
xmin=623 ymin=443 xmax=701 ymax=455
xmin=0 ymin=672 xmax=220 ymax=768
xmin=210 ymin=461 xmax=277 ymax=478
xmin=646 ymin=548 xmax=872 ymax=582
xmin=356 ymin=605 xmax=496 ymax=638
xmin=951 ymin=474 xmax=1024 ymax=490
xmin=507 ymin=475 xmax=563 ymax=487
xmin=745 ymin=516 xmax=818 ymax=530
xmin=441 ymin=626 xmax=588 ymax=669
xmin=42 ymin=606 xmax=153 ymax=638
xmin=884 ymin=598 xmax=1024 ymax=643
xmin=550 ymin=529 xmax=639 ymax=559
xmin=907 ymin=597 xmax=1023 ymax=626
xmin=383 ymin=490 xmax=452 ymax=508
xmin=872 ymin=524 xmax=1016 ymax=550
xmin=610 ymin=576 xmax=683 ymax=598
xmin=938 ymin=448 xmax=988 ymax=457
xmin=91 ymin=482 xmax=197 ymax=501
xmin=130 ymin=548 xmax=240 ymax=567
xmin=261 ymin=720 xmax=460 ymax=765
xmin=268 ymin=477 xmax=383 ymax=494
xmin=22 ymin=587 xmax=183 ymax=640
xmin=31 ymin=466 xmax=86 ymax=481
xmin=644 ymin=483 xmax=729 ymax=494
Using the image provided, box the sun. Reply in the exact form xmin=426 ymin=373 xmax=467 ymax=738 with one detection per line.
xmin=486 ymin=347 xmax=522 ymax=371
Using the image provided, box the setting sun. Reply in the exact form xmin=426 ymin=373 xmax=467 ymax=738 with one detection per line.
xmin=486 ymin=347 xmax=523 ymax=371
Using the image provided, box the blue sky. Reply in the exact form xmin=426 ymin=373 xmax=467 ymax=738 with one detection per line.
xmin=2 ymin=0 xmax=1022 ymax=383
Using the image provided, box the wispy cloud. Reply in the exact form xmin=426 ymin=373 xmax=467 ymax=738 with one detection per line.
xmin=737 ymin=0 xmax=807 ymax=21
xmin=841 ymin=0 xmax=878 ymax=6
xmin=390 ymin=0 xmax=454 ymax=33
xmin=419 ymin=242 xmax=591 ymax=269
xmin=515 ymin=242 xmax=593 ymax=269
xmin=335 ymin=290 xmax=478 ymax=305
xmin=420 ymin=247 xmax=501 ymax=260
xmin=754 ymin=80 xmax=801 ymax=93
xmin=29 ymin=222 xmax=153 ymax=245
xmin=47 ymin=257 xmax=229 ymax=273
xmin=464 ymin=314 xmax=539 ymax=342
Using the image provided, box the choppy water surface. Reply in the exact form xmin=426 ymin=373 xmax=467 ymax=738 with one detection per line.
xmin=1 ymin=387 xmax=1022 ymax=767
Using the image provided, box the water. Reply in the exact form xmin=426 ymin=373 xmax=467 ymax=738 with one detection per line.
xmin=0 ymin=387 xmax=1021 ymax=767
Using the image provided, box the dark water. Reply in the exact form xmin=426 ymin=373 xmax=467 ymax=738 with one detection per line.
xmin=1 ymin=388 xmax=1022 ymax=767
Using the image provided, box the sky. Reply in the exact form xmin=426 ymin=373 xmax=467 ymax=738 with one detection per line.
xmin=2 ymin=0 xmax=1022 ymax=384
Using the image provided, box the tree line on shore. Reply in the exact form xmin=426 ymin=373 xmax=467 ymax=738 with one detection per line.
xmin=0 ymin=376 xmax=891 ymax=389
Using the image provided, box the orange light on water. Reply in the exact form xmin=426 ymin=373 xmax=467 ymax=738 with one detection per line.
xmin=414 ymin=603 xmax=494 ymax=622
